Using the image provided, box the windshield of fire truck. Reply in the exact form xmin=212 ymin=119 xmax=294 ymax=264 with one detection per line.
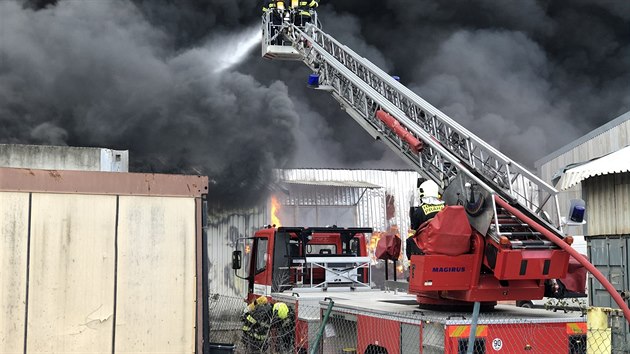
xmin=306 ymin=244 xmax=337 ymax=255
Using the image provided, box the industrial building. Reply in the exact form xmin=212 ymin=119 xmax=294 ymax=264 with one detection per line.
xmin=536 ymin=110 xmax=630 ymax=349
xmin=207 ymin=168 xmax=420 ymax=298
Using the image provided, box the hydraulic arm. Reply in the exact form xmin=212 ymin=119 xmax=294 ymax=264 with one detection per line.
xmin=261 ymin=11 xmax=630 ymax=321
xmin=263 ymin=13 xmax=563 ymax=247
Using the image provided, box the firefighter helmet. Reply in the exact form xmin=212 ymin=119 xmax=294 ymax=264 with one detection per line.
xmin=256 ymin=296 xmax=268 ymax=305
xmin=419 ymin=180 xmax=439 ymax=199
xmin=273 ymin=302 xmax=289 ymax=319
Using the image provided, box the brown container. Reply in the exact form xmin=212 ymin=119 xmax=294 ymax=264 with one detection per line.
xmin=0 ymin=167 xmax=209 ymax=354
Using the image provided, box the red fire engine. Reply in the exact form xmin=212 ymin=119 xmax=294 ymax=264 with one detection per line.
xmin=231 ymin=5 xmax=630 ymax=353
xmin=234 ymin=226 xmax=372 ymax=303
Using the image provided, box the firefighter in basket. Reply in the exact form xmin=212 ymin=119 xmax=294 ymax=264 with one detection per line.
xmin=406 ymin=180 xmax=444 ymax=259
xmin=292 ymin=0 xmax=318 ymax=27
xmin=263 ymin=0 xmax=286 ymax=45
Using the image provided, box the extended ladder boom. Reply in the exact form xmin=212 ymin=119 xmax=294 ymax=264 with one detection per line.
xmin=263 ymin=13 xmax=565 ymax=245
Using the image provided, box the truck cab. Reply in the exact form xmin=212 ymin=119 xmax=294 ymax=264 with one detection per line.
xmin=233 ymin=226 xmax=371 ymax=302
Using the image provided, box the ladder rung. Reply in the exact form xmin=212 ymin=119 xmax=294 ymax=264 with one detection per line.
xmin=499 ymin=232 xmax=543 ymax=237
xmin=510 ymin=239 xmax=553 ymax=246
xmin=497 ymin=222 xmax=529 ymax=227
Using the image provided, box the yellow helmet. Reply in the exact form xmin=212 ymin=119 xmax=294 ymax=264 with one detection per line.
xmin=256 ymin=296 xmax=268 ymax=305
xmin=273 ymin=302 xmax=289 ymax=319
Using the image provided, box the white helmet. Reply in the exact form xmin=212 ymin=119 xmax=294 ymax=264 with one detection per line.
xmin=419 ymin=180 xmax=439 ymax=199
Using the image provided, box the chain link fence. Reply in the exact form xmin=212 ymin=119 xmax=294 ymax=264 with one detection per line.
xmin=207 ymin=293 xmax=628 ymax=354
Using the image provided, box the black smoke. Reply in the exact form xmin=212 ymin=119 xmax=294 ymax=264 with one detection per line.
xmin=1 ymin=0 xmax=296 ymax=207
xmin=1 ymin=1 xmax=629 ymax=207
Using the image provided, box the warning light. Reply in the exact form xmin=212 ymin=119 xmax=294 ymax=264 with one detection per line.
xmin=307 ymin=73 xmax=320 ymax=87
xmin=499 ymin=236 xmax=510 ymax=246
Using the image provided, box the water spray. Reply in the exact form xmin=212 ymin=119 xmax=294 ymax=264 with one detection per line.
xmin=212 ymin=25 xmax=261 ymax=74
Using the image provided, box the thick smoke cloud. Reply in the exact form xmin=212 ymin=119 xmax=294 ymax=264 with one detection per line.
xmin=1 ymin=0 xmax=629 ymax=207
xmin=1 ymin=0 xmax=296 ymax=207
xmin=240 ymin=0 xmax=629 ymax=167
xmin=327 ymin=0 xmax=630 ymax=164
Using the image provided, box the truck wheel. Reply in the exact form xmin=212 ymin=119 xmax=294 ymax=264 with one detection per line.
xmin=518 ymin=301 xmax=534 ymax=308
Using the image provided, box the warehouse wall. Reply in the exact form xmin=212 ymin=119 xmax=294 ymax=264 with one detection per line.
xmin=583 ymin=174 xmax=630 ymax=236
xmin=536 ymin=113 xmax=630 ymax=231
xmin=207 ymin=206 xmax=268 ymax=298
xmin=587 ymin=235 xmax=630 ymax=349
xmin=0 ymin=192 xmax=197 ymax=354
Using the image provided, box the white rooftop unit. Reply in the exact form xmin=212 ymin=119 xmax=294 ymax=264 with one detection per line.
xmin=0 ymin=144 xmax=128 ymax=172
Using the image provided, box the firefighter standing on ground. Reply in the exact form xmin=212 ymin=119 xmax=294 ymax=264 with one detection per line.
xmin=271 ymin=302 xmax=295 ymax=352
xmin=406 ymin=180 xmax=445 ymax=259
xmin=242 ymin=296 xmax=273 ymax=353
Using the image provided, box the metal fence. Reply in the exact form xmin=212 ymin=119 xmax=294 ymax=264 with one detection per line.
xmin=208 ymin=294 xmax=627 ymax=354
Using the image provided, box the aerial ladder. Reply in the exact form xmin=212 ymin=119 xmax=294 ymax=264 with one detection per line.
xmin=261 ymin=10 xmax=630 ymax=321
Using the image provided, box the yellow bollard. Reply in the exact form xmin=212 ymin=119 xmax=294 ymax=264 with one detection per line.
xmin=587 ymin=307 xmax=611 ymax=354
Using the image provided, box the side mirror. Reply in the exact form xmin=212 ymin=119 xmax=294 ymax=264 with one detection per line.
xmin=232 ymin=251 xmax=242 ymax=270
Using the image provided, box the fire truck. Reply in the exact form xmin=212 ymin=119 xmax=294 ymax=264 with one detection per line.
xmin=230 ymin=7 xmax=630 ymax=353
xmin=233 ymin=224 xmax=590 ymax=353
xmin=234 ymin=226 xmax=372 ymax=303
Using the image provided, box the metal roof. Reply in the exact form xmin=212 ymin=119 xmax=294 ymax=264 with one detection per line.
xmin=558 ymin=145 xmax=630 ymax=190
xmin=282 ymin=180 xmax=381 ymax=188
xmin=535 ymin=110 xmax=630 ymax=168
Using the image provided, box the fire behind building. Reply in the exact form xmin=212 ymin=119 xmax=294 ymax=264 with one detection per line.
xmin=206 ymin=168 xmax=420 ymax=298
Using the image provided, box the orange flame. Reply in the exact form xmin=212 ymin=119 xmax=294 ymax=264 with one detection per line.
xmin=271 ymin=196 xmax=281 ymax=227
xmin=369 ymin=232 xmax=383 ymax=255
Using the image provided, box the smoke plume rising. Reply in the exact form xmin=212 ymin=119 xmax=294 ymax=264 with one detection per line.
xmin=1 ymin=0 xmax=629 ymax=207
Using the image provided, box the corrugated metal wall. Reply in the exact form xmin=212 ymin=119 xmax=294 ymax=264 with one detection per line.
xmin=280 ymin=169 xmax=418 ymax=232
xmin=536 ymin=119 xmax=630 ymax=348
xmin=207 ymin=169 xmax=419 ymax=298
xmin=580 ymin=172 xmax=630 ymax=350
xmin=537 ymin=118 xmax=630 ymax=230
xmin=587 ymin=235 xmax=630 ymax=349
xmin=583 ymin=174 xmax=630 ymax=235
xmin=207 ymin=206 xmax=269 ymax=298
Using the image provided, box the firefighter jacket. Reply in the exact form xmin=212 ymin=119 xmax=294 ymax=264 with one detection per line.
xmin=271 ymin=307 xmax=295 ymax=352
xmin=263 ymin=0 xmax=286 ymax=12
xmin=262 ymin=0 xmax=275 ymax=12
xmin=409 ymin=197 xmax=445 ymax=230
xmin=296 ymin=0 xmax=318 ymax=16
xmin=243 ymin=303 xmax=273 ymax=343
